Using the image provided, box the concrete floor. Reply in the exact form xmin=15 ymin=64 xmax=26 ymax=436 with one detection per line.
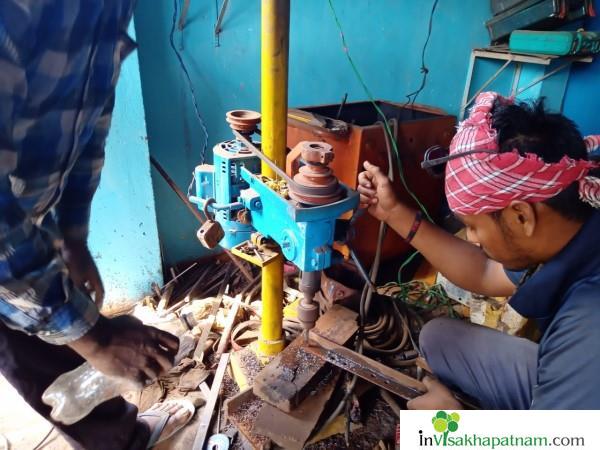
xmin=0 ymin=374 xmax=205 ymax=450
xmin=0 ymin=375 xmax=71 ymax=450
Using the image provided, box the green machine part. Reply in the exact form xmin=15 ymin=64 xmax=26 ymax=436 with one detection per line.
xmin=509 ymin=30 xmax=600 ymax=56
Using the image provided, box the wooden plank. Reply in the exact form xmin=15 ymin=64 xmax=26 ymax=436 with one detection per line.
xmin=192 ymin=353 xmax=230 ymax=450
xmin=253 ymin=305 xmax=357 ymax=412
xmin=214 ymin=294 xmax=242 ymax=358
xmin=305 ymin=332 xmax=426 ymax=400
xmin=192 ymin=264 xmax=231 ymax=362
xmin=253 ymin=370 xmax=340 ymax=450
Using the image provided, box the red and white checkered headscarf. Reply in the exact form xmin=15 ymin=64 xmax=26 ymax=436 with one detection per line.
xmin=445 ymin=92 xmax=600 ymax=215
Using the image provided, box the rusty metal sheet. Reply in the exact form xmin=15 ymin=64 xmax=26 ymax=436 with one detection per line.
xmin=224 ymin=388 xmax=272 ymax=450
xmin=286 ymin=101 xmax=456 ymax=264
xmin=253 ymin=370 xmax=340 ymax=450
xmin=253 ymin=305 xmax=357 ymax=412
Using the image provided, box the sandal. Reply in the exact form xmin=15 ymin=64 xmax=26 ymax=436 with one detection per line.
xmin=139 ymin=399 xmax=196 ymax=448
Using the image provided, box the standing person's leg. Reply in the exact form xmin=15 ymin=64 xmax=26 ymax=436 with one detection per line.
xmin=0 ymin=321 xmax=150 ymax=450
xmin=419 ymin=317 xmax=538 ymax=409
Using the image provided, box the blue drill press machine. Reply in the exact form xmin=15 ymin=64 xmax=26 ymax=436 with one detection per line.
xmin=189 ymin=110 xmax=359 ymax=339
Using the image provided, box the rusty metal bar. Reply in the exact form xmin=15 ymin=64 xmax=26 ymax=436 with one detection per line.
xmin=306 ymin=332 xmax=426 ymax=400
xmin=214 ymin=0 xmax=231 ymax=35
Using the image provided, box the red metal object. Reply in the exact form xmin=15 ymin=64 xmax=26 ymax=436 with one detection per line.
xmin=286 ymin=100 xmax=456 ymax=264
xmin=226 ymin=109 xmax=261 ymax=134
xmin=288 ymin=141 xmax=343 ymax=205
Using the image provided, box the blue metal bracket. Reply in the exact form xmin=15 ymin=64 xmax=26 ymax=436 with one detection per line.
xmin=239 ymin=167 xmax=359 ymax=271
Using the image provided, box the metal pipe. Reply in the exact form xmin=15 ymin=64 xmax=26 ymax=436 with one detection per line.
xmin=257 ymin=0 xmax=289 ymax=356
xmin=258 ymin=253 xmax=285 ymax=355
xmin=261 ymin=0 xmax=289 ymax=177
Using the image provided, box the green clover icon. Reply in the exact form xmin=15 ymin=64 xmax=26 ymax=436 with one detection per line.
xmin=431 ymin=411 xmax=460 ymax=445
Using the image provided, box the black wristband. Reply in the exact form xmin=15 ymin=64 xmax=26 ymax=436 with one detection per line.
xmin=404 ymin=211 xmax=423 ymax=244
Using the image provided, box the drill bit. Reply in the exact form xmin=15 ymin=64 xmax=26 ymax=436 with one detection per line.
xmin=298 ymin=271 xmax=321 ymax=345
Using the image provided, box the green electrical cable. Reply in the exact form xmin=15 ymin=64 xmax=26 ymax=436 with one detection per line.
xmin=327 ymin=0 xmax=433 ymax=222
xmin=397 ymin=249 xmax=420 ymax=283
xmin=380 ymin=280 xmax=457 ymax=318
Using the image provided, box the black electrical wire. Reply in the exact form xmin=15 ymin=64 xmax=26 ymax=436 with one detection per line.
xmin=402 ymin=0 xmax=439 ymax=112
xmin=170 ymin=0 xmax=209 ymax=164
xmin=32 ymin=426 xmax=55 ymax=450
xmin=170 ymin=0 xmax=210 ymax=198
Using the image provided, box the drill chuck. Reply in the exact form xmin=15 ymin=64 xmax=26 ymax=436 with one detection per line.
xmin=298 ymin=271 xmax=321 ymax=336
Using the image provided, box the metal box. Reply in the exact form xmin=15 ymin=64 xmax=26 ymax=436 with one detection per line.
xmin=492 ymin=0 xmax=532 ymax=15
xmin=286 ymin=101 xmax=456 ymax=265
xmin=485 ymin=0 xmax=591 ymax=43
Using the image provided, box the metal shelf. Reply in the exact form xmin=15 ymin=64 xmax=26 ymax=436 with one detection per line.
xmin=473 ymin=46 xmax=594 ymax=65
xmin=460 ymin=46 xmax=594 ymax=119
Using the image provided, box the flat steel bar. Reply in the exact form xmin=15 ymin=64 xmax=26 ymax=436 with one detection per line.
xmin=192 ymin=353 xmax=230 ymax=450
xmin=305 ymin=332 xmax=426 ymax=400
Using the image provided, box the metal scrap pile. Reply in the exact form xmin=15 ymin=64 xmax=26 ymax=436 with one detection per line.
xmin=126 ymin=256 xmax=426 ymax=449
xmin=125 ymin=257 xmax=306 ymax=448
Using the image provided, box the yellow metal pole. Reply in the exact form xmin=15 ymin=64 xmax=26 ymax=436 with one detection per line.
xmin=259 ymin=254 xmax=284 ymax=355
xmin=258 ymin=0 xmax=289 ymax=355
xmin=261 ymin=0 xmax=289 ymax=176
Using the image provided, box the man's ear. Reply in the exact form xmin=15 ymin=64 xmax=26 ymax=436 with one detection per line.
xmin=503 ymin=201 xmax=536 ymax=237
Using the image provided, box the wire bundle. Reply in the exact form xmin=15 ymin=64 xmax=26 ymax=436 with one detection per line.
xmin=379 ymin=280 xmax=457 ymax=317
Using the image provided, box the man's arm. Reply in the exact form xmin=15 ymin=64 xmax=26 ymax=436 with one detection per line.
xmin=357 ymin=161 xmax=516 ymax=297
xmin=0 ymin=9 xmax=178 ymax=383
xmin=0 ymin=167 xmax=102 ymax=344
xmin=54 ymin=94 xmax=116 ymax=310
xmin=55 ymin=94 xmax=113 ymax=243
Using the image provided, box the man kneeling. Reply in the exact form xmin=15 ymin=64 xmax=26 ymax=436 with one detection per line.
xmin=357 ymin=92 xmax=600 ymax=409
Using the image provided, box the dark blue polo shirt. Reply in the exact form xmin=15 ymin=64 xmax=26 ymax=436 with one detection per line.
xmin=506 ymin=211 xmax=600 ymax=409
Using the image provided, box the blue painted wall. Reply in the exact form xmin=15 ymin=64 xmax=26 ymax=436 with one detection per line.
xmin=134 ymin=0 xmax=491 ymax=265
xmin=88 ymin=23 xmax=163 ymax=307
xmin=134 ymin=0 xmax=598 ymax=265
xmin=563 ymin=6 xmax=600 ymax=136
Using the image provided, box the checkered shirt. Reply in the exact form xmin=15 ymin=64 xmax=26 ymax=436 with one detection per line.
xmin=0 ymin=0 xmax=135 ymax=344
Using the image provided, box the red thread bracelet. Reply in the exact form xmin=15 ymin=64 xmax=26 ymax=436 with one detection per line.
xmin=404 ymin=211 xmax=423 ymax=244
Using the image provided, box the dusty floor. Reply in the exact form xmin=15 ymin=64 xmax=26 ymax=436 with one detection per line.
xmin=0 ymin=374 xmax=206 ymax=450
xmin=0 ymin=375 xmax=71 ymax=450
